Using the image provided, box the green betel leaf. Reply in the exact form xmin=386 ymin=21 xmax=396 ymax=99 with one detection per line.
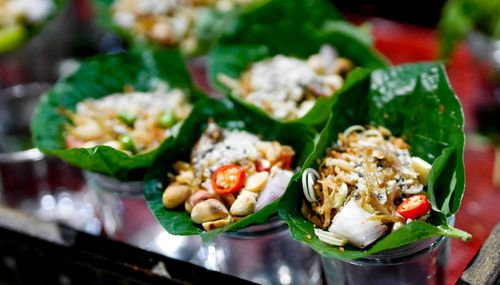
xmin=208 ymin=3 xmax=388 ymax=129
xmin=143 ymin=98 xmax=317 ymax=241
xmin=31 ymin=48 xmax=206 ymax=181
xmin=217 ymin=0 xmax=343 ymax=50
xmin=278 ymin=62 xmax=470 ymax=259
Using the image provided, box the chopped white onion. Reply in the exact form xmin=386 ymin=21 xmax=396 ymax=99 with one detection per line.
xmin=254 ymin=170 xmax=293 ymax=212
xmin=328 ymin=200 xmax=387 ymax=248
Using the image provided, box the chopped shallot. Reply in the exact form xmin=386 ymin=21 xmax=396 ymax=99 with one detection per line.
xmin=328 ymin=200 xmax=387 ymax=248
xmin=254 ymin=169 xmax=293 ymax=212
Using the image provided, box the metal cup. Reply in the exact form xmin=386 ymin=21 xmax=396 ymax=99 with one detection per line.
xmin=321 ymin=217 xmax=455 ymax=285
xmin=84 ymin=171 xmax=201 ymax=261
xmin=194 ymin=217 xmax=323 ymax=285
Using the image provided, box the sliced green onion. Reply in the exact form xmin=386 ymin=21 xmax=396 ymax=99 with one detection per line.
xmin=157 ymin=109 xmax=176 ymax=129
xmin=314 ymin=228 xmax=348 ymax=246
xmin=117 ymin=112 xmax=137 ymax=126
xmin=118 ymin=134 xmax=136 ymax=154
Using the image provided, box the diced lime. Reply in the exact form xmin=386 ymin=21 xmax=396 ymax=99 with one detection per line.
xmin=117 ymin=112 xmax=137 ymax=126
xmin=0 ymin=25 xmax=27 ymax=54
xmin=157 ymin=109 xmax=176 ymax=129
xmin=118 ymin=134 xmax=137 ymax=154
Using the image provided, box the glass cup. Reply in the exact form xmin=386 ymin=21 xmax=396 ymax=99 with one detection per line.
xmin=0 ymin=83 xmax=93 ymax=232
xmin=194 ymin=216 xmax=323 ymax=285
xmin=321 ymin=220 xmax=453 ymax=285
xmin=0 ymin=84 xmax=47 ymax=206
xmin=0 ymin=83 xmax=85 ymax=206
xmin=84 ymin=171 xmax=201 ymax=261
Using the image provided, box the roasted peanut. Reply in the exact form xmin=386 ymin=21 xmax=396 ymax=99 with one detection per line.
xmin=191 ymin=199 xmax=229 ymax=224
xmin=307 ymin=54 xmax=326 ymax=74
xmin=245 ymin=172 xmax=269 ymax=192
xmin=256 ymin=141 xmax=281 ymax=162
xmin=202 ymin=217 xmax=232 ymax=231
xmin=219 ymin=193 xmax=236 ymax=208
xmin=333 ymin=58 xmax=354 ymax=78
xmin=162 ymin=184 xmax=191 ymax=209
xmin=173 ymin=161 xmax=191 ymax=172
xmin=175 ymin=170 xmax=194 ymax=184
xmin=185 ymin=200 xmax=193 ymax=215
xmin=230 ymin=190 xmax=257 ymax=216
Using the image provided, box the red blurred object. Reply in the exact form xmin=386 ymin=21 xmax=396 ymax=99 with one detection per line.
xmin=369 ymin=18 xmax=500 ymax=285
xmin=73 ymin=0 xmax=94 ymax=21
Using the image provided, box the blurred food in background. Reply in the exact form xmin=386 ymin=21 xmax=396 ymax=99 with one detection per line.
xmin=438 ymin=0 xmax=500 ymax=187
xmin=0 ymin=0 xmax=57 ymax=54
xmin=95 ymin=0 xmax=256 ymax=55
xmin=218 ymin=45 xmax=352 ymax=121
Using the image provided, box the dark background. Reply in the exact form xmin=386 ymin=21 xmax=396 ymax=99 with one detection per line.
xmin=331 ymin=0 xmax=447 ymax=27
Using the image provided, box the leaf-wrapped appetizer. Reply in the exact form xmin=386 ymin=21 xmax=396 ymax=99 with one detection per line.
xmin=208 ymin=2 xmax=387 ymax=126
xmin=278 ymin=63 xmax=471 ymax=259
xmin=143 ymin=99 xmax=316 ymax=240
xmin=31 ymin=49 xmax=205 ymax=181
xmin=93 ymin=0 xmax=344 ymax=56
xmin=93 ymin=0 xmax=251 ymax=55
xmin=0 ymin=0 xmax=65 ymax=53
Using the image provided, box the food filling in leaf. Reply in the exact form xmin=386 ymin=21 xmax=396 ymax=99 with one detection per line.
xmin=162 ymin=119 xmax=295 ymax=231
xmin=217 ymin=45 xmax=354 ymax=121
xmin=62 ymin=82 xmax=192 ymax=155
xmin=0 ymin=0 xmax=54 ymax=27
xmin=111 ymin=0 xmax=255 ymax=53
xmin=302 ymin=125 xmax=433 ymax=248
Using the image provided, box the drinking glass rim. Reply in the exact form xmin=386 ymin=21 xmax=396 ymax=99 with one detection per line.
xmin=327 ymin=215 xmax=455 ymax=265
xmin=84 ymin=171 xmax=144 ymax=197
xmin=223 ymin=215 xmax=289 ymax=239
xmin=0 ymin=82 xmax=51 ymax=102
xmin=0 ymin=148 xmax=44 ymax=163
xmin=0 ymin=82 xmax=52 ymax=162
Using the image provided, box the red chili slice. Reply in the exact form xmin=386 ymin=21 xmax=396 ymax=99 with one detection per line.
xmin=397 ymin=194 xmax=432 ymax=220
xmin=211 ymin=165 xmax=246 ymax=194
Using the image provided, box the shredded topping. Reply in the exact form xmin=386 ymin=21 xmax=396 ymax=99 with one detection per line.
xmin=303 ymin=125 xmax=431 ymax=245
